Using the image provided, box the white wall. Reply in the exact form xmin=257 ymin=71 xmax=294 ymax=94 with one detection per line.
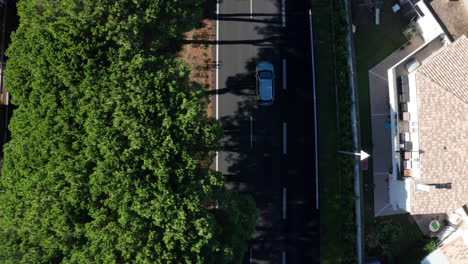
xmin=415 ymin=1 xmax=445 ymax=42
xmin=387 ymin=68 xmax=411 ymax=212
xmin=421 ymin=248 xmax=449 ymax=264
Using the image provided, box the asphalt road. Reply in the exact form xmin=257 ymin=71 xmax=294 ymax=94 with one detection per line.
xmin=0 ymin=0 xmax=17 ymax=145
xmin=216 ymin=0 xmax=319 ymax=263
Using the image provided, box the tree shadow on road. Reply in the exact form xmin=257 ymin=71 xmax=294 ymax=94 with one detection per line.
xmin=218 ymin=49 xmax=285 ymax=264
xmin=212 ymin=2 xmax=289 ymax=261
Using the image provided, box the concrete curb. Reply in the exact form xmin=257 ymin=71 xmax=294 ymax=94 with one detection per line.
xmin=343 ymin=0 xmax=365 ymax=263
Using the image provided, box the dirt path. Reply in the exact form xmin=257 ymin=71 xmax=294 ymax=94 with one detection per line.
xmin=178 ymin=19 xmax=215 ymax=118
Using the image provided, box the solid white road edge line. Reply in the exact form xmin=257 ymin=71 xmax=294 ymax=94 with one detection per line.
xmin=282 ymin=0 xmax=286 ymax=27
xmin=282 ymin=59 xmax=287 ymax=90
xmin=309 ymin=9 xmax=319 ymax=210
xmin=250 ymin=116 xmax=253 ymax=149
xmin=216 ymin=2 xmax=220 ymax=121
xmin=282 ymin=187 xmax=287 ymax=220
xmin=282 ymin=122 xmax=287 ymax=154
xmin=215 ymin=2 xmax=220 ymax=172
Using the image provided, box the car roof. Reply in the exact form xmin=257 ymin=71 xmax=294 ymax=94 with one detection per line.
xmin=257 ymin=61 xmax=274 ymax=72
xmin=259 ymin=79 xmax=273 ymax=101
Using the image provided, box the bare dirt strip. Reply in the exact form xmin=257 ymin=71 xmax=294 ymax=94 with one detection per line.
xmin=178 ymin=19 xmax=215 ymax=118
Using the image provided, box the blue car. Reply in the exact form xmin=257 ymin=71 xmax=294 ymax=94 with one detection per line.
xmin=256 ymin=62 xmax=275 ymax=106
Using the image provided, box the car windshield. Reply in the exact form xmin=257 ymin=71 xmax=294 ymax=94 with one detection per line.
xmin=259 ymin=70 xmax=273 ymax=79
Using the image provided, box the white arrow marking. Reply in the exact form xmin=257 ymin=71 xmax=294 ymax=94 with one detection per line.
xmin=338 ymin=150 xmax=370 ymax=161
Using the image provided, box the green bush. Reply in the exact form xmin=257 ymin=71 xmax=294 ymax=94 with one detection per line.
xmin=331 ymin=0 xmax=359 ymax=261
xmin=376 ymin=219 xmax=403 ymax=257
xmin=423 ymin=239 xmax=437 ymax=255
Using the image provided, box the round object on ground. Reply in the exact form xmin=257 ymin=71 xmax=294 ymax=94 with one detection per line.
xmin=429 ymin=220 xmax=440 ymax=232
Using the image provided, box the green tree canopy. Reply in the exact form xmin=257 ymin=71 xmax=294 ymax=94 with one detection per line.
xmin=0 ymin=0 xmax=257 ymax=263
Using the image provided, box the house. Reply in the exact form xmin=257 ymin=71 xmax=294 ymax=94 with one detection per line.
xmin=367 ymin=0 xmax=468 ymax=261
xmin=387 ymin=34 xmax=468 ymax=216
xmin=376 ymin=0 xmax=468 ymax=220
xmin=387 ymin=33 xmax=468 ymax=262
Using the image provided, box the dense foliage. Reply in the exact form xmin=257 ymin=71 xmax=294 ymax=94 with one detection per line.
xmin=0 ymin=0 xmax=257 ymax=263
xmin=331 ymin=0 xmax=357 ymax=262
xmin=366 ymin=216 xmax=436 ymax=263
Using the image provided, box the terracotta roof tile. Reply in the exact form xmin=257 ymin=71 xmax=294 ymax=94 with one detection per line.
xmin=411 ymin=36 xmax=468 ymax=214
xmin=440 ymin=236 xmax=468 ymax=264
xmin=417 ymin=35 xmax=468 ymax=104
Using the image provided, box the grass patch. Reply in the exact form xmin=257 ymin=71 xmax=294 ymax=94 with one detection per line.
xmin=313 ymin=0 xmax=357 ymax=262
xmin=311 ymin=0 xmax=340 ymax=262
xmin=353 ymin=2 xmax=408 ymax=224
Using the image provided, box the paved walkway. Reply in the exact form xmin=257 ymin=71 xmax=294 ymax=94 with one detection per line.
xmin=368 ymin=35 xmax=424 ymax=217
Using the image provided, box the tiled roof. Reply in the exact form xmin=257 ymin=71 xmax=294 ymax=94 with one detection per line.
xmin=417 ymin=35 xmax=468 ymax=104
xmin=440 ymin=236 xmax=468 ymax=264
xmin=410 ymin=36 xmax=468 ymax=214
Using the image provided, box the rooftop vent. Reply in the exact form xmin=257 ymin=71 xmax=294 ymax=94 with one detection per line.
xmin=432 ymin=183 xmax=452 ymax=189
xmin=416 ymin=183 xmax=435 ymax=192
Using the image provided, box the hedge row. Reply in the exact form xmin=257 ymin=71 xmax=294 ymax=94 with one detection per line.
xmin=332 ymin=0 xmax=357 ymax=262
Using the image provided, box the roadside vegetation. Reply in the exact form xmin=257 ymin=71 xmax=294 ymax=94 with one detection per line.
xmin=311 ymin=0 xmax=357 ymax=262
xmin=0 ymin=1 xmax=256 ymax=263
xmin=366 ymin=215 xmax=436 ymax=263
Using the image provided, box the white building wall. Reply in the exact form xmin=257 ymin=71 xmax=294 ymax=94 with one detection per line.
xmin=421 ymin=248 xmax=449 ymax=264
xmin=415 ymin=1 xmax=445 ymax=42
